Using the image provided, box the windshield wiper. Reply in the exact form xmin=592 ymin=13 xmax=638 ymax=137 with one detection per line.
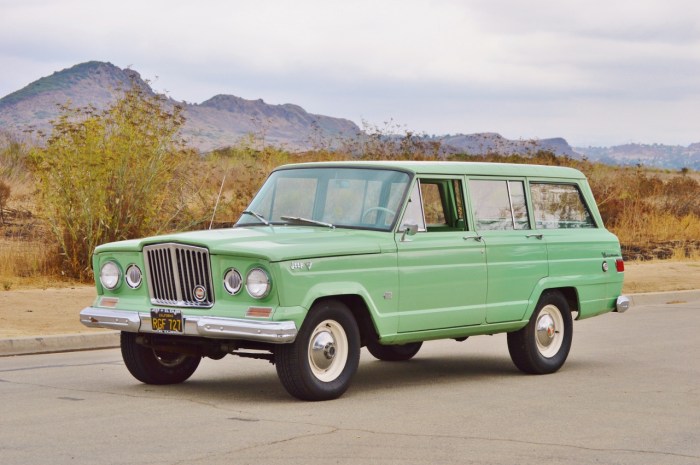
xmin=241 ymin=210 xmax=270 ymax=226
xmin=280 ymin=216 xmax=335 ymax=229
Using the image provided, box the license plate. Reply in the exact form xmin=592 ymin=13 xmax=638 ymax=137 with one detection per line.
xmin=150 ymin=309 xmax=183 ymax=333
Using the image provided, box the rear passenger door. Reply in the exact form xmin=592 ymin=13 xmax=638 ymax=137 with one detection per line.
xmin=468 ymin=178 xmax=548 ymax=323
xmin=396 ymin=177 xmax=487 ymax=332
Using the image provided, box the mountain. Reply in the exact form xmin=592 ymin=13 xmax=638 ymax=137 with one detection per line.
xmin=575 ymin=143 xmax=700 ymax=170
xmin=1 ymin=61 xmax=698 ymax=169
xmin=0 ymin=61 xmax=150 ymax=134
xmin=434 ymin=133 xmax=577 ymax=157
xmin=0 ymin=61 xmax=360 ymax=151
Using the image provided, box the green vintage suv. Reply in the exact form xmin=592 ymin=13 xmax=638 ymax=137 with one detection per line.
xmin=80 ymin=161 xmax=630 ymax=400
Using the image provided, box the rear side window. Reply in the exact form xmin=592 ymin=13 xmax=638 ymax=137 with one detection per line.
xmin=530 ymin=183 xmax=596 ymax=229
xmin=470 ymin=180 xmax=529 ymax=230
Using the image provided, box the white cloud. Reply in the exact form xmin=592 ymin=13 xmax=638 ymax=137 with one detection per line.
xmin=1 ymin=0 xmax=699 ymax=145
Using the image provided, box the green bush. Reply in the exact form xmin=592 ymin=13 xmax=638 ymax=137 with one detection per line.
xmin=29 ymin=86 xmax=196 ymax=279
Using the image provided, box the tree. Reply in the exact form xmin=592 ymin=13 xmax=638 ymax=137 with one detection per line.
xmin=30 ymin=85 xmax=196 ymax=279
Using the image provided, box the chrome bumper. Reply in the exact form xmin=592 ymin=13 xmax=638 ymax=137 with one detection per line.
xmin=79 ymin=307 xmax=298 ymax=343
xmin=615 ymin=295 xmax=631 ymax=313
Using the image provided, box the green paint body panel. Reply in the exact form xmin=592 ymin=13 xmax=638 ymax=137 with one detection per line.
xmin=88 ymin=161 xmax=625 ymax=345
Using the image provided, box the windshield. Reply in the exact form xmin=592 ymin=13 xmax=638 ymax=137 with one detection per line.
xmin=236 ymin=167 xmax=411 ymax=231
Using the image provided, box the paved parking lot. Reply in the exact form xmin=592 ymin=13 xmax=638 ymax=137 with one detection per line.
xmin=1 ymin=299 xmax=698 ymax=465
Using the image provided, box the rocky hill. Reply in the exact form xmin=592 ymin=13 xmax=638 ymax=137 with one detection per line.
xmin=1 ymin=61 xmax=698 ymax=169
xmin=0 ymin=61 xmax=360 ymax=151
xmin=434 ymin=133 xmax=578 ymax=157
xmin=0 ymin=62 xmax=149 ymax=134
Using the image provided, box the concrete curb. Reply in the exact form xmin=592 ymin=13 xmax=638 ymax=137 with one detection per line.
xmin=1 ymin=290 xmax=699 ymax=357
xmin=629 ymin=289 xmax=700 ymax=306
xmin=0 ymin=331 xmax=119 ymax=357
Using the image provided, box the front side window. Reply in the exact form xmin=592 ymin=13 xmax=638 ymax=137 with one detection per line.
xmin=399 ymin=178 xmax=466 ymax=232
xmin=530 ymin=183 xmax=596 ymax=229
xmin=470 ymin=180 xmax=530 ymax=230
xmin=237 ymin=167 xmax=411 ymax=231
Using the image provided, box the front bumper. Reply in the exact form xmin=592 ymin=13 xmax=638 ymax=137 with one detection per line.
xmin=79 ymin=307 xmax=298 ymax=343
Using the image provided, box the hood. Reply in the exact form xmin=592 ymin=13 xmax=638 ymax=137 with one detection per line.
xmin=94 ymin=226 xmax=392 ymax=262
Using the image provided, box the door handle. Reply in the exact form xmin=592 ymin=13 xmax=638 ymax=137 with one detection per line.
xmin=463 ymin=235 xmax=483 ymax=242
xmin=526 ymin=234 xmax=543 ymax=240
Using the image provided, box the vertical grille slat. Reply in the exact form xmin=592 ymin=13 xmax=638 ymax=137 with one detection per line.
xmin=143 ymin=244 xmax=214 ymax=308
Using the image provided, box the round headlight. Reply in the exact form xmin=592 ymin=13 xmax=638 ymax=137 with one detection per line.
xmin=100 ymin=261 xmax=121 ymax=290
xmin=125 ymin=264 xmax=142 ymax=289
xmin=223 ymin=268 xmax=243 ymax=295
xmin=246 ymin=268 xmax=271 ymax=299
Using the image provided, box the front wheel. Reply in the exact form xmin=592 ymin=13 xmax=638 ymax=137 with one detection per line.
xmin=507 ymin=292 xmax=573 ymax=374
xmin=120 ymin=332 xmax=201 ymax=385
xmin=275 ymin=300 xmax=360 ymax=401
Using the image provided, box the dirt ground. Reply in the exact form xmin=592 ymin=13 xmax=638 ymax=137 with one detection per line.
xmin=1 ymin=261 xmax=698 ymax=339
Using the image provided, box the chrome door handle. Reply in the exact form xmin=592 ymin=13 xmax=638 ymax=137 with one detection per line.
xmin=463 ymin=235 xmax=483 ymax=242
xmin=526 ymin=234 xmax=543 ymax=239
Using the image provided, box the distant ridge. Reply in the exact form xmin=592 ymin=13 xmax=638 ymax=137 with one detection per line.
xmin=575 ymin=143 xmax=700 ymax=170
xmin=0 ymin=61 xmax=360 ymax=151
xmin=1 ymin=61 xmax=698 ymax=169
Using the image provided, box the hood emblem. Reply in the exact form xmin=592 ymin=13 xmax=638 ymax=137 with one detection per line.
xmin=193 ymin=285 xmax=207 ymax=302
xmin=290 ymin=261 xmax=314 ymax=271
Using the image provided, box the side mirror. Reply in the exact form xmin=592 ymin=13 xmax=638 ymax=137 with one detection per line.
xmin=400 ymin=223 xmax=418 ymax=242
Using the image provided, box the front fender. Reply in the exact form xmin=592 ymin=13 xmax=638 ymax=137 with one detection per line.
xmin=299 ymin=282 xmax=399 ymax=337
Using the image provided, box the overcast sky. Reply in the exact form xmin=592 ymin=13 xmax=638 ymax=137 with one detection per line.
xmin=1 ymin=0 xmax=699 ymax=146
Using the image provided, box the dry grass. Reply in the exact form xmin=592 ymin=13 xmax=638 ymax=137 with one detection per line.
xmin=1 ymin=135 xmax=699 ymax=286
xmin=0 ymin=239 xmax=72 ymax=290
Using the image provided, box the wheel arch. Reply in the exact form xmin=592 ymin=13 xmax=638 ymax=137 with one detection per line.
xmin=310 ymin=294 xmax=377 ymax=347
xmin=528 ymin=286 xmax=580 ymax=319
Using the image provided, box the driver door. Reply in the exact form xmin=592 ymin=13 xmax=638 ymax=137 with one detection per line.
xmin=396 ymin=177 xmax=487 ymax=332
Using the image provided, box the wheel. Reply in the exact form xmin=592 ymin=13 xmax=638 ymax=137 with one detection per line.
xmin=366 ymin=339 xmax=422 ymax=361
xmin=275 ymin=300 xmax=360 ymax=401
xmin=120 ymin=332 xmax=201 ymax=385
xmin=507 ymin=291 xmax=573 ymax=374
xmin=361 ymin=206 xmax=396 ymax=222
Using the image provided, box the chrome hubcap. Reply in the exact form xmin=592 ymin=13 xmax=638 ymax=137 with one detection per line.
xmin=307 ymin=319 xmax=348 ymax=382
xmin=536 ymin=314 xmax=556 ymax=347
xmin=310 ymin=330 xmax=336 ymax=370
xmin=535 ymin=305 xmax=564 ymax=358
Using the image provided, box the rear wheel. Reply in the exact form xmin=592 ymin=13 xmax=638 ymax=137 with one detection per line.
xmin=120 ymin=332 xmax=201 ymax=385
xmin=507 ymin=292 xmax=573 ymax=374
xmin=366 ymin=340 xmax=422 ymax=361
xmin=275 ymin=300 xmax=360 ymax=401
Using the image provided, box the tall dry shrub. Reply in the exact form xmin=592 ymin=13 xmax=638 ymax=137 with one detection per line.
xmin=0 ymin=180 xmax=9 ymax=224
xmin=29 ymin=86 xmax=196 ymax=280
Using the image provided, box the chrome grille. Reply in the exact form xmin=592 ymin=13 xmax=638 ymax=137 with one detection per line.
xmin=143 ymin=243 xmax=214 ymax=308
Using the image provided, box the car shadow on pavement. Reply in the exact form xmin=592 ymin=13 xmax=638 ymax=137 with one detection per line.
xmin=116 ymin=350 xmax=530 ymax=403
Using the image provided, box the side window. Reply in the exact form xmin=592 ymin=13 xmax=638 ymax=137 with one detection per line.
xmin=401 ymin=182 xmax=427 ymax=231
xmin=530 ymin=183 xmax=596 ymax=229
xmin=399 ymin=179 xmax=466 ymax=232
xmin=470 ymin=180 xmax=530 ymax=230
xmin=422 ymin=183 xmax=447 ymax=225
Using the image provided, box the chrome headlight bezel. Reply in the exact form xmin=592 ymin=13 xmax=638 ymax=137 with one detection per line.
xmin=100 ymin=261 xmax=122 ymax=290
xmin=125 ymin=264 xmax=142 ymax=289
xmin=246 ymin=268 xmax=271 ymax=299
xmin=223 ymin=268 xmax=243 ymax=295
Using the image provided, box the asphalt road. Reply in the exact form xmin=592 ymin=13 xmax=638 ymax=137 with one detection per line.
xmin=1 ymin=300 xmax=698 ymax=465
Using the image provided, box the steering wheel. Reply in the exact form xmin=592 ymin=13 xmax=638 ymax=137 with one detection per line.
xmin=362 ymin=206 xmax=396 ymax=222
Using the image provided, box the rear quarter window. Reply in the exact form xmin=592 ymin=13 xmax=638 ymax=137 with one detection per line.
xmin=530 ymin=183 xmax=596 ymax=229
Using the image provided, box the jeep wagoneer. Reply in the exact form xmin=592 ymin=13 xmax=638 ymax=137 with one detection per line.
xmin=81 ymin=161 xmax=630 ymax=400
